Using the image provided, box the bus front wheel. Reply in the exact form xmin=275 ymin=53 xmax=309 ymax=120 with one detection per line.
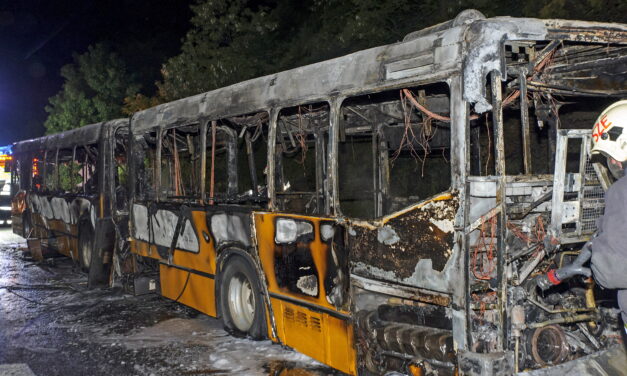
xmin=219 ymin=256 xmax=267 ymax=340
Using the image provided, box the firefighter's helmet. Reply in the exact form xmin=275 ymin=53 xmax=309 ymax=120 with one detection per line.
xmin=591 ymin=100 xmax=627 ymax=162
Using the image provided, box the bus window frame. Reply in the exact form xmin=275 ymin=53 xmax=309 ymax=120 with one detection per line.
xmin=271 ymin=101 xmax=332 ymax=216
xmin=331 ymin=82 xmax=454 ymax=220
xmin=157 ymin=122 xmax=204 ymax=202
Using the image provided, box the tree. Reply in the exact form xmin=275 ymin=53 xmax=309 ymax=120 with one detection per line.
xmin=44 ymin=44 xmax=140 ymax=134
xmin=156 ymin=0 xmax=280 ymax=101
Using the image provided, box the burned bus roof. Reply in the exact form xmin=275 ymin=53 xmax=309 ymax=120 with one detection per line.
xmin=130 ymin=9 xmax=627 ymax=135
xmin=13 ymin=118 xmax=128 ymax=153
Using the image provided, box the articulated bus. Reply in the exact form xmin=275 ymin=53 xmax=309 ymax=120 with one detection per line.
xmin=11 ymin=120 xmax=128 ymax=283
xmin=13 ymin=10 xmax=627 ymax=375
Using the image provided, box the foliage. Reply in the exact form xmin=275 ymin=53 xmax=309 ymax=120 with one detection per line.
xmin=157 ymin=0 xmax=280 ymax=101
xmin=122 ymin=93 xmax=164 ymax=115
xmin=44 ymin=44 xmax=140 ymax=134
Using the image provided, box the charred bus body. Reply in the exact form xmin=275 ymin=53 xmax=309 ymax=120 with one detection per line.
xmin=125 ymin=10 xmax=627 ymax=375
xmin=11 ymin=119 xmax=129 ymax=283
xmin=12 ymin=10 xmax=627 ymax=376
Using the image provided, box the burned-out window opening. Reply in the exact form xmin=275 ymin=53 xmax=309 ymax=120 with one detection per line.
xmin=274 ymin=103 xmax=330 ymax=215
xmin=43 ymin=149 xmax=58 ymax=192
xmin=74 ymin=145 xmax=99 ymax=195
xmin=469 ymin=78 xmax=558 ymax=177
xmin=160 ymin=124 xmax=202 ymax=200
xmin=57 ymin=148 xmax=77 ymax=193
xmin=31 ymin=151 xmax=44 ymax=191
xmin=231 ymin=112 xmax=269 ymax=203
xmin=338 ymin=84 xmax=451 ymax=219
xmin=135 ymin=131 xmax=158 ymax=201
xmin=205 ymin=121 xmax=237 ymax=204
xmin=114 ymin=127 xmax=129 ymax=210
xmin=15 ymin=154 xmax=30 ymax=191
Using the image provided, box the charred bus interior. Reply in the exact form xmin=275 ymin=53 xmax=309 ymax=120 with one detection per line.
xmin=349 ymin=40 xmax=626 ymax=375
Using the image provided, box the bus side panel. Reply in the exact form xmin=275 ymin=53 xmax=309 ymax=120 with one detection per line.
xmin=159 ymin=264 xmax=217 ymax=317
xmin=171 ymin=210 xmax=217 ymax=275
xmin=271 ymin=298 xmax=356 ymax=375
xmin=254 ymin=212 xmax=356 ymax=376
xmin=132 ymin=208 xmax=219 ymax=317
xmin=130 ymin=239 xmax=161 ymax=260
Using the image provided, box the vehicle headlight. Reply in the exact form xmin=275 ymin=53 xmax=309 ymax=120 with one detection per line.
xmin=0 ymin=206 xmax=11 ymax=211
xmin=275 ymin=218 xmax=313 ymax=244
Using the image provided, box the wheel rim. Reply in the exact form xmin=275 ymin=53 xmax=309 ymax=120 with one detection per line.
xmin=227 ymin=272 xmax=255 ymax=332
xmin=81 ymin=232 xmax=92 ymax=269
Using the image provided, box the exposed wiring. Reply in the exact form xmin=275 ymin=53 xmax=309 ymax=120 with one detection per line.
xmin=471 ymin=215 xmax=497 ymax=280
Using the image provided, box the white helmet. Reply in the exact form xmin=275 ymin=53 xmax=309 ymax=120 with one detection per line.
xmin=591 ymin=100 xmax=627 ymax=162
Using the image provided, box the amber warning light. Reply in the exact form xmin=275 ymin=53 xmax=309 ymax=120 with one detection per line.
xmin=0 ymin=154 xmax=12 ymax=170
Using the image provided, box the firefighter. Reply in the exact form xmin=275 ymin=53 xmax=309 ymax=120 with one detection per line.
xmin=536 ymin=100 xmax=627 ymax=334
xmin=589 ymin=99 xmax=627 ymax=334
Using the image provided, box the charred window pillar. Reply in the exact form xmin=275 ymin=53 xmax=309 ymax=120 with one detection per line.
xmin=155 ymin=128 xmax=162 ymax=202
xmin=268 ymin=108 xmax=278 ymax=211
xmin=490 ymin=70 xmax=508 ymax=351
xmin=449 ymin=74 xmax=470 ymax=352
xmin=327 ymin=98 xmax=342 ymax=216
xmin=517 ymin=67 xmax=532 ymax=174
xmin=200 ymin=120 xmax=207 ymax=203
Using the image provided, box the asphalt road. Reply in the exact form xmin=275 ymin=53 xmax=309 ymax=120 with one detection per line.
xmin=0 ymin=227 xmax=340 ymax=376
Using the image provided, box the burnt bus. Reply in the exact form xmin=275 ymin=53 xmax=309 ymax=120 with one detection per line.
xmin=10 ymin=9 xmax=627 ymax=376
xmin=122 ymin=10 xmax=627 ymax=375
xmin=11 ymin=119 xmax=129 ymax=283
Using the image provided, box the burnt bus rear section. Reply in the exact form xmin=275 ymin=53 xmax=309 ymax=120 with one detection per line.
xmin=10 ymin=120 xmax=129 ymax=285
xmin=348 ymin=17 xmax=627 ymax=376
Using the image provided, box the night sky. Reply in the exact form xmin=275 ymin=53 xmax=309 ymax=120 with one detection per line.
xmin=0 ymin=0 xmax=192 ymax=146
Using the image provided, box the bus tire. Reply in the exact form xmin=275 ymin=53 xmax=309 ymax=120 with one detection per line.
xmin=219 ymin=255 xmax=267 ymax=340
xmin=78 ymin=221 xmax=93 ymax=272
xmin=22 ymin=211 xmax=31 ymax=238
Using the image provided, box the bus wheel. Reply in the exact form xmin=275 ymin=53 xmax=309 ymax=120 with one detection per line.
xmin=22 ymin=212 xmax=31 ymax=238
xmin=78 ymin=222 xmax=93 ymax=272
xmin=219 ymin=256 xmax=267 ymax=340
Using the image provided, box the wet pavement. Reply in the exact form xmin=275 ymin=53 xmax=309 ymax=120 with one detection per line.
xmin=0 ymin=228 xmax=342 ymax=376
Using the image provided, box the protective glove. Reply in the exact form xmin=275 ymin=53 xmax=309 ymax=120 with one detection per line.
xmin=536 ymin=242 xmax=592 ymax=291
